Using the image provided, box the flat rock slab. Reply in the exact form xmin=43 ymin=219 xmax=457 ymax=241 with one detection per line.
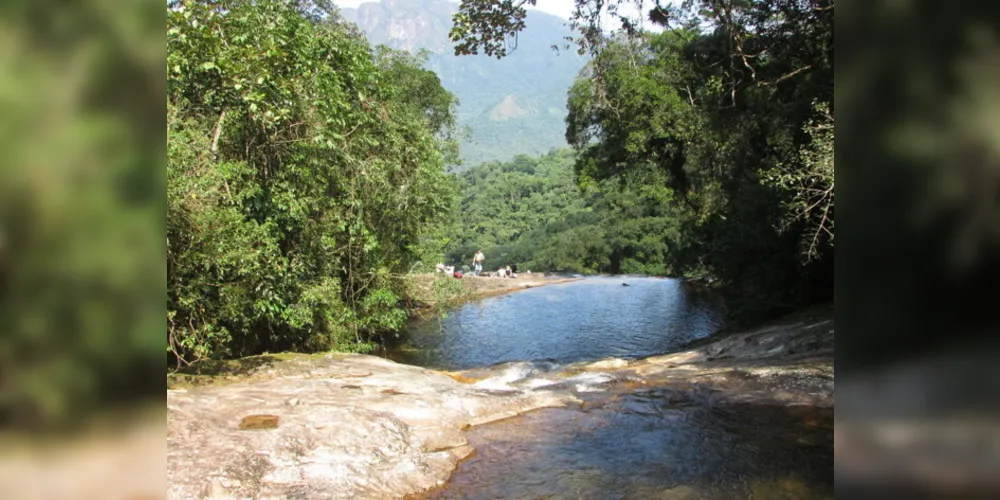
xmin=167 ymin=354 xmax=575 ymax=500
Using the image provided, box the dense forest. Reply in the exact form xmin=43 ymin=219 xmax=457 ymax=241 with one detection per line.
xmin=167 ymin=0 xmax=460 ymax=362
xmin=451 ymin=0 xmax=834 ymax=323
xmin=452 ymin=0 xmax=834 ymax=321
xmin=167 ymin=0 xmax=833 ymax=366
xmin=443 ymin=149 xmax=685 ymax=277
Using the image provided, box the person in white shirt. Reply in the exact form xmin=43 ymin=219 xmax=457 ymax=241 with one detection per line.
xmin=472 ymin=249 xmax=485 ymax=276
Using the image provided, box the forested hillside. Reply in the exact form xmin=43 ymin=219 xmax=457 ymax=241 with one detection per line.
xmin=443 ymin=150 xmax=687 ymax=276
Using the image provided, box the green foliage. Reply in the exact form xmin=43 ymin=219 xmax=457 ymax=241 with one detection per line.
xmin=401 ymin=274 xmax=468 ymax=320
xmin=447 ymin=0 xmax=836 ymax=318
xmin=431 ymin=274 xmax=467 ymax=310
xmin=442 ymin=150 xmax=685 ymax=275
xmin=376 ymin=47 xmax=463 ymax=166
xmin=562 ymin=1 xmax=834 ymax=322
xmin=449 ymin=0 xmax=836 ymax=317
xmin=450 ymin=0 xmax=536 ymax=59
xmin=761 ymin=101 xmax=835 ymax=263
xmin=168 ymin=0 xmax=457 ymax=363
xmin=451 ymin=0 xmax=685 ymax=59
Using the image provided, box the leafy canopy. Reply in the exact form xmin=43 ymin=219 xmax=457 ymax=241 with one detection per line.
xmin=168 ymin=0 xmax=459 ymax=362
xmin=561 ymin=0 xmax=834 ymax=322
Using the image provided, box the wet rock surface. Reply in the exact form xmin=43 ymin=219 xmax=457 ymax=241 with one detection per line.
xmin=625 ymin=313 xmax=835 ymax=407
xmin=167 ymin=354 xmax=575 ymax=500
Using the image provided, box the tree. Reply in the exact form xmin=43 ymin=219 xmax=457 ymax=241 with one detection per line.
xmin=450 ymin=0 xmax=680 ymax=58
xmin=558 ymin=1 xmax=833 ymax=322
xmin=167 ymin=0 xmax=458 ymax=362
xmin=443 ymin=149 xmax=685 ymax=275
xmin=375 ymin=47 xmax=463 ymax=167
xmin=762 ymin=101 xmax=834 ymax=263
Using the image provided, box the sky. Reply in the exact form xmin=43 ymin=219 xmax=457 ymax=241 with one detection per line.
xmin=331 ymin=0 xmax=681 ymax=26
xmin=330 ymin=0 xmax=579 ymax=20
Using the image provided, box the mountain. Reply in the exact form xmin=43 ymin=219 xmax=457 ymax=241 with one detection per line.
xmin=337 ymin=0 xmax=587 ymax=168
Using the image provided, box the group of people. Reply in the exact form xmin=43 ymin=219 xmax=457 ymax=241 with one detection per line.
xmin=435 ymin=249 xmax=519 ymax=279
xmin=434 ymin=263 xmax=455 ymax=275
xmin=474 ymin=249 xmax=517 ymax=278
xmin=495 ymin=265 xmax=516 ymax=278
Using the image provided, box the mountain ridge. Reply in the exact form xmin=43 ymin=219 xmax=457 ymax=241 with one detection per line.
xmin=336 ymin=0 xmax=587 ymax=168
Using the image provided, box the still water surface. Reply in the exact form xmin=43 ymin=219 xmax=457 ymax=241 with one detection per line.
xmin=386 ymin=276 xmax=725 ymax=370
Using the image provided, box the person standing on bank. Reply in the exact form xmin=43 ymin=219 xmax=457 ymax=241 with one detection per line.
xmin=473 ymin=249 xmax=485 ymax=277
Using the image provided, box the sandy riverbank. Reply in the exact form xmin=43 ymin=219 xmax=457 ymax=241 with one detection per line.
xmin=406 ymin=273 xmax=582 ymax=308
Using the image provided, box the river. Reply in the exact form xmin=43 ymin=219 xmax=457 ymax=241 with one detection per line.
xmin=385 ymin=277 xmax=834 ymax=500
xmin=385 ymin=276 xmax=725 ymax=369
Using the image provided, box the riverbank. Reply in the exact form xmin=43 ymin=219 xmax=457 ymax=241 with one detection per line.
xmin=405 ymin=273 xmax=582 ymax=309
xmin=167 ymin=274 xmax=582 ymax=389
xmin=167 ymin=302 xmax=833 ymax=499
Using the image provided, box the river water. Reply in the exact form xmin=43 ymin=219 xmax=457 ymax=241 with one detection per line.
xmin=386 ymin=277 xmax=833 ymax=500
xmin=386 ymin=276 xmax=725 ymax=370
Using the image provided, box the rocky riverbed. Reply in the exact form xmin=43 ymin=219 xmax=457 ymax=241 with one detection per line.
xmin=167 ymin=303 xmax=833 ymax=500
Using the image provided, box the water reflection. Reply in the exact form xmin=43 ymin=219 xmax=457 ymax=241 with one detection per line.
xmin=385 ymin=277 xmax=725 ymax=370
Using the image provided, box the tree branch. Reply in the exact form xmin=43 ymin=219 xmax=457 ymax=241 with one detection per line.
xmin=761 ymin=65 xmax=813 ymax=86
xmin=211 ymin=108 xmax=227 ymax=159
xmin=807 ymin=203 xmax=832 ymax=261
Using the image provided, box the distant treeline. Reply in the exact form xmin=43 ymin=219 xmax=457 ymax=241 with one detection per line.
xmin=443 ymin=149 xmax=685 ymax=278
